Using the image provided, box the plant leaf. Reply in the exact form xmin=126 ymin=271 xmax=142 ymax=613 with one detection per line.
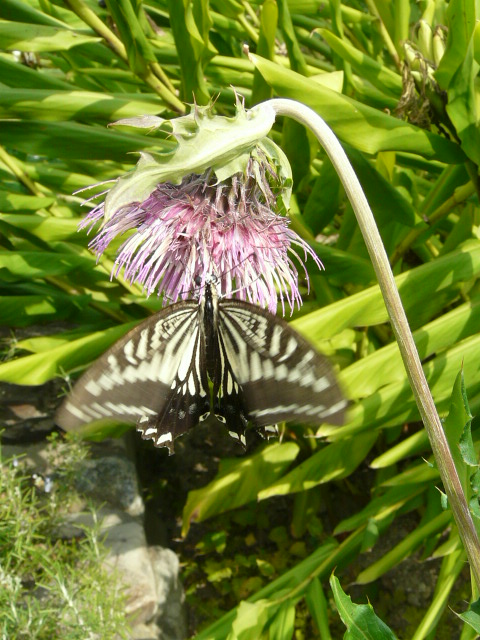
xmin=182 ymin=442 xmax=299 ymax=535
xmin=330 ymin=574 xmax=399 ymax=639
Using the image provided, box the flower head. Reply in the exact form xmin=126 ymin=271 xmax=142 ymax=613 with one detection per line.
xmin=80 ymin=101 xmax=323 ymax=314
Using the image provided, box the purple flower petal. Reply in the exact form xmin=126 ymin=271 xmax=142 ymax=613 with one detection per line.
xmin=80 ymin=164 xmax=323 ymax=314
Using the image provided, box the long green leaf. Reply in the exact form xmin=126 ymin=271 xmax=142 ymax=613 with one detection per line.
xmin=258 ymin=431 xmax=377 ymax=499
xmin=0 ymin=89 xmax=165 ymax=123
xmin=356 ymin=511 xmax=451 ymax=584
xmin=0 ymin=20 xmax=100 ymax=51
xmin=182 ymin=442 xmax=300 ymax=535
xmin=0 ymin=323 xmax=136 ymax=385
xmin=248 ymin=52 xmax=465 ymax=162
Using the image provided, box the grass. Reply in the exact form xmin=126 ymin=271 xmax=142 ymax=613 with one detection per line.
xmin=0 ymin=434 xmax=130 ymax=640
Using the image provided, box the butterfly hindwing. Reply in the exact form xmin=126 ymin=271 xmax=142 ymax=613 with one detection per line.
xmin=218 ymin=299 xmax=346 ymax=429
xmin=213 ymin=331 xmax=249 ymax=445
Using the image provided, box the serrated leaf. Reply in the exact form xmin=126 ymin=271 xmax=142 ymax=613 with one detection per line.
xmin=443 ymin=370 xmax=475 ymax=497
xmin=330 ymin=574 xmax=399 ymax=639
xmin=455 ymin=598 xmax=480 ymax=633
xmin=103 ymin=103 xmax=284 ymax=221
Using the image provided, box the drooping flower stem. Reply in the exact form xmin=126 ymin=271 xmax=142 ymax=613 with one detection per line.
xmin=267 ymin=98 xmax=480 ymax=588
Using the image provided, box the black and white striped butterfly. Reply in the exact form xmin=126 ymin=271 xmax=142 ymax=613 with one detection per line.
xmin=55 ymin=284 xmax=347 ymax=454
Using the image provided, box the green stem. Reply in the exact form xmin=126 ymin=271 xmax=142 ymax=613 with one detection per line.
xmin=64 ymin=0 xmax=184 ymax=113
xmin=237 ymin=13 xmax=258 ymax=43
xmin=364 ymin=0 xmax=401 ymax=70
xmin=267 ymin=98 xmax=480 ymax=589
xmin=390 ymin=180 xmax=476 ymax=267
xmin=0 ymin=146 xmax=45 ymax=196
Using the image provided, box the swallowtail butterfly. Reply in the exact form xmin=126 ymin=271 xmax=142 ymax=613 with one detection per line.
xmin=55 ymin=284 xmax=347 ymax=453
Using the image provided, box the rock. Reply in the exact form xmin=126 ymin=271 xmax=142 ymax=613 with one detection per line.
xmin=75 ymin=455 xmax=144 ymax=517
xmin=130 ymin=622 xmax=162 ymax=640
xmin=102 ymin=513 xmax=159 ymax=625
xmin=2 ymin=436 xmax=187 ymax=640
xmin=149 ymin=547 xmax=187 ymax=640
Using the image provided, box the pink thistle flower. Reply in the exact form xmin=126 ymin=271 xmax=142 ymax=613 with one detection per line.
xmin=81 ymin=161 xmax=323 ymax=315
xmin=79 ymin=101 xmax=324 ymax=314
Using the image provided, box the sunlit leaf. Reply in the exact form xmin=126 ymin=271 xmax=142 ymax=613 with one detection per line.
xmin=0 ymin=20 xmax=101 ymax=51
xmin=330 ymin=574 xmax=399 ymax=639
xmin=258 ymin=432 xmax=377 ymax=499
xmin=182 ymin=442 xmax=300 ymax=535
xmin=248 ymin=52 xmax=465 ymax=162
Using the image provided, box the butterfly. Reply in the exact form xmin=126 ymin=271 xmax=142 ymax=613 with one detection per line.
xmin=55 ymin=284 xmax=347 ymax=454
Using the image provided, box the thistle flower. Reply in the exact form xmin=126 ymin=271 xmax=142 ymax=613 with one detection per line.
xmin=80 ymin=100 xmax=322 ymax=314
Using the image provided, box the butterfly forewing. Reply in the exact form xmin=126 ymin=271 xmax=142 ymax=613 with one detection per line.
xmin=55 ymin=302 xmax=211 ymax=451
xmin=218 ymin=299 xmax=346 ymax=428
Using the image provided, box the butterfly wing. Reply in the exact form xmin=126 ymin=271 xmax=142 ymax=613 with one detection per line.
xmin=55 ymin=301 xmax=211 ymax=453
xmin=212 ymin=333 xmax=249 ymax=445
xmin=218 ymin=300 xmax=347 ymax=430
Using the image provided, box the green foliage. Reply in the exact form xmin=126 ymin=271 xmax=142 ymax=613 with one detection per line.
xmin=330 ymin=574 xmax=399 ymax=639
xmin=0 ymin=436 xmax=129 ymax=639
xmin=2 ymin=0 xmax=480 ymax=638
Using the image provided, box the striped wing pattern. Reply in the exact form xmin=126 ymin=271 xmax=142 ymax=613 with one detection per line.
xmin=55 ymin=302 xmax=210 ymax=452
xmin=56 ymin=286 xmax=347 ymax=454
xmin=217 ymin=301 xmax=346 ymax=428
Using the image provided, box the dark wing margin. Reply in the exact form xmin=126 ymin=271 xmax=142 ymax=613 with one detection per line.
xmin=218 ymin=299 xmax=347 ymax=430
xmin=55 ymin=302 xmax=210 ymax=453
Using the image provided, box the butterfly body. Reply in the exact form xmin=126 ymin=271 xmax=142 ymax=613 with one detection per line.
xmin=55 ymin=285 xmax=347 ymax=453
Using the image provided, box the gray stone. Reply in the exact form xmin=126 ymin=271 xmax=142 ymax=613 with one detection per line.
xmin=149 ymin=547 xmax=187 ymax=640
xmin=129 ymin=622 xmax=162 ymax=640
xmin=102 ymin=514 xmax=159 ymax=625
xmin=1 ymin=437 xmax=187 ymax=640
xmin=75 ymin=456 xmax=144 ymax=517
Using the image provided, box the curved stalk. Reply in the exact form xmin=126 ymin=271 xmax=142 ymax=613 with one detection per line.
xmin=267 ymin=98 xmax=480 ymax=588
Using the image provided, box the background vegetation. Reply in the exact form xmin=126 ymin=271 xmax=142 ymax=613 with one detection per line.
xmin=0 ymin=435 xmax=128 ymax=639
xmin=1 ymin=0 xmax=480 ymax=638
